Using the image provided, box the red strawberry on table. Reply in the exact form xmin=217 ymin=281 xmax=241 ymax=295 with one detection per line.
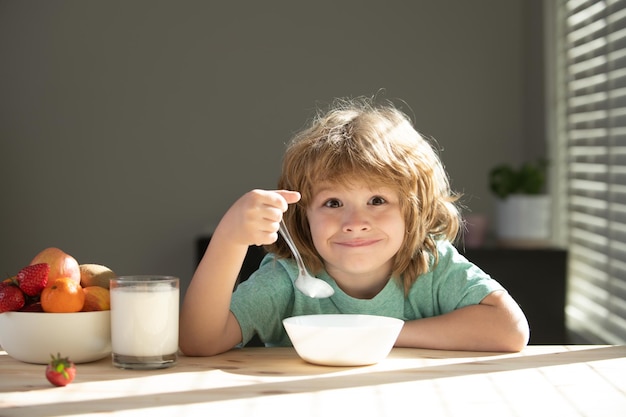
xmin=0 ymin=280 xmax=25 ymax=312
xmin=45 ymin=353 xmax=76 ymax=387
xmin=16 ymin=263 xmax=49 ymax=296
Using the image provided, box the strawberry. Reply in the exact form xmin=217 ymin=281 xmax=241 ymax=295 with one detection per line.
xmin=45 ymin=353 xmax=76 ymax=387
xmin=0 ymin=281 xmax=25 ymax=312
xmin=16 ymin=263 xmax=49 ymax=296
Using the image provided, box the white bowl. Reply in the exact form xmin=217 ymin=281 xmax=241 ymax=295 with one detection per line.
xmin=283 ymin=314 xmax=404 ymax=366
xmin=0 ymin=311 xmax=111 ymax=364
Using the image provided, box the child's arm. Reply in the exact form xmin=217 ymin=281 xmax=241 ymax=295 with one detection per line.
xmin=179 ymin=189 xmax=300 ymax=357
xmin=395 ymin=290 xmax=530 ymax=352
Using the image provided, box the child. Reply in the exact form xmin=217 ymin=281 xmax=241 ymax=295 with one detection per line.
xmin=180 ymin=97 xmax=529 ymax=356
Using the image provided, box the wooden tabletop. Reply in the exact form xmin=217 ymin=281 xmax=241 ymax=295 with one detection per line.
xmin=1 ymin=345 xmax=625 ymax=417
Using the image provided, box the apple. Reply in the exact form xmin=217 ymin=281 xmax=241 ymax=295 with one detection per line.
xmin=30 ymin=247 xmax=80 ymax=287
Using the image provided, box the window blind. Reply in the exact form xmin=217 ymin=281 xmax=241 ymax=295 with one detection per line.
xmin=555 ymin=0 xmax=626 ymax=343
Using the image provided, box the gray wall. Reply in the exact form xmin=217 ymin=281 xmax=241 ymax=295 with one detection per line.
xmin=0 ymin=0 xmax=539 ymax=299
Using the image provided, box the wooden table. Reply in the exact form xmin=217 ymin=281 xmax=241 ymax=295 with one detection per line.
xmin=1 ymin=345 xmax=625 ymax=416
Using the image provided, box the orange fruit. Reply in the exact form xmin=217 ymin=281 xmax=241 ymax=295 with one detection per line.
xmin=41 ymin=278 xmax=85 ymax=313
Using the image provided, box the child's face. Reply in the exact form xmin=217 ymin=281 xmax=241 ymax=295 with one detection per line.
xmin=306 ymin=179 xmax=405 ymax=294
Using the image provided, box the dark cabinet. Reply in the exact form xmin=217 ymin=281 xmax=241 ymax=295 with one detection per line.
xmin=460 ymin=247 xmax=568 ymax=344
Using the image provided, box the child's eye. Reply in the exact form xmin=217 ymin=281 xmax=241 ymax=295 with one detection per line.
xmin=323 ymin=199 xmax=342 ymax=208
xmin=369 ymin=196 xmax=387 ymax=206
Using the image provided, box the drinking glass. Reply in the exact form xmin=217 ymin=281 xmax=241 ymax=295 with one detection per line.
xmin=110 ymin=275 xmax=179 ymax=369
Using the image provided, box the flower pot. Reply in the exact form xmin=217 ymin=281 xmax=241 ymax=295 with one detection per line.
xmin=495 ymin=194 xmax=550 ymax=246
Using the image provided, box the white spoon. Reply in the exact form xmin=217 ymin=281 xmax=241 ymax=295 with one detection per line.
xmin=278 ymin=220 xmax=334 ymax=298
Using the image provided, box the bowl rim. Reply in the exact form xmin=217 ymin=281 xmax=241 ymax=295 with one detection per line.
xmin=2 ymin=310 xmax=110 ymax=316
xmin=283 ymin=313 xmax=404 ymax=328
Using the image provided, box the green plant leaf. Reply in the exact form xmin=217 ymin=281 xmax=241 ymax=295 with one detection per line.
xmin=489 ymin=159 xmax=547 ymax=199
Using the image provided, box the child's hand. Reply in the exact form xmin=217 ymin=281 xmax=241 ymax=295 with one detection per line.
xmin=215 ymin=189 xmax=301 ymax=247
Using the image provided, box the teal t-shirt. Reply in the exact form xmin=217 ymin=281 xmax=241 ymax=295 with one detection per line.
xmin=230 ymin=240 xmax=504 ymax=347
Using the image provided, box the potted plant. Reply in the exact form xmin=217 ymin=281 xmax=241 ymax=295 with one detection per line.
xmin=489 ymin=159 xmax=550 ymax=245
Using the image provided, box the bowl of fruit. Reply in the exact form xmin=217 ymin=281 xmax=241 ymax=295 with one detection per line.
xmin=0 ymin=247 xmax=115 ymax=364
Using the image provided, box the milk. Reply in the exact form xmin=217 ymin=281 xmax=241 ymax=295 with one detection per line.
xmin=111 ymin=287 xmax=179 ymax=356
xmin=110 ymin=276 xmax=179 ymax=369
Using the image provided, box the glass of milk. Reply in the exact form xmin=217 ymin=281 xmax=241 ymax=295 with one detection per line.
xmin=110 ymin=276 xmax=179 ymax=369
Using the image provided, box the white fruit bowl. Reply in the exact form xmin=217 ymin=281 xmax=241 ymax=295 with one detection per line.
xmin=283 ymin=314 xmax=404 ymax=366
xmin=0 ymin=311 xmax=111 ymax=364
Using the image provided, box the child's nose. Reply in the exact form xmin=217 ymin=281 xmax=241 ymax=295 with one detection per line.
xmin=342 ymin=208 xmax=371 ymax=232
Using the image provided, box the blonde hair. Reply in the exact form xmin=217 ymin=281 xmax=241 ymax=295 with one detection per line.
xmin=267 ymin=97 xmax=461 ymax=294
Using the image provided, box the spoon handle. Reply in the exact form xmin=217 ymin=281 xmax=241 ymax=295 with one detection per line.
xmin=278 ymin=220 xmax=308 ymax=274
xmin=279 ymin=219 xmax=335 ymax=298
